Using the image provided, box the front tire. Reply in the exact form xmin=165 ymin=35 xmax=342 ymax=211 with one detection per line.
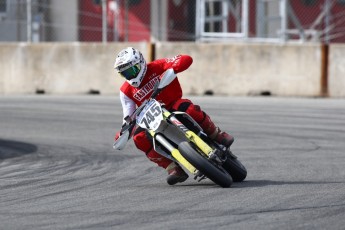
xmin=178 ymin=141 xmax=232 ymax=188
xmin=222 ymin=155 xmax=247 ymax=182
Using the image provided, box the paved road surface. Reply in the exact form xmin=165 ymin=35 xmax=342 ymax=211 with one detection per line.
xmin=0 ymin=95 xmax=345 ymax=230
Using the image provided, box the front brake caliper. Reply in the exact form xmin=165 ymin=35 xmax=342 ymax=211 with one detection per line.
xmin=209 ymin=149 xmax=223 ymax=163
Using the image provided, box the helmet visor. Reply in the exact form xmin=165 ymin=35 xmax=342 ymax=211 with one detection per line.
xmin=120 ymin=64 xmax=141 ymax=80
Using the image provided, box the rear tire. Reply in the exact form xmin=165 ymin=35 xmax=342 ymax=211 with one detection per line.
xmin=178 ymin=141 xmax=232 ymax=188
xmin=222 ymin=155 xmax=247 ymax=182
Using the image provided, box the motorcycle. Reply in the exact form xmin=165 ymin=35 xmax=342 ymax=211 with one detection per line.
xmin=113 ymin=69 xmax=247 ymax=188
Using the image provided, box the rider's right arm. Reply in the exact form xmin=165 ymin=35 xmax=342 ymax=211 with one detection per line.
xmin=120 ymin=91 xmax=136 ymax=123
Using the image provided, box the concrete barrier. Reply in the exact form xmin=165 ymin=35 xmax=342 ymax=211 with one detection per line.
xmin=0 ymin=42 xmax=344 ymax=97
xmin=155 ymin=42 xmax=323 ymax=97
xmin=0 ymin=42 xmax=150 ymax=95
xmin=329 ymin=44 xmax=345 ymax=97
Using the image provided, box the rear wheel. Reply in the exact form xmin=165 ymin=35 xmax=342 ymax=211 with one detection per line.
xmin=178 ymin=141 xmax=232 ymax=188
xmin=222 ymin=153 xmax=247 ymax=182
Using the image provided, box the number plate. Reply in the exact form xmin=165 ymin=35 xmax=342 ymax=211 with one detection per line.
xmin=137 ymin=100 xmax=163 ymax=131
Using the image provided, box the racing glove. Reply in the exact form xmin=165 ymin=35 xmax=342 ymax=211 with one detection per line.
xmin=114 ymin=122 xmax=136 ymax=141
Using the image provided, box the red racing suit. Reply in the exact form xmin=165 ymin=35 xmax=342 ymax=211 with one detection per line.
xmin=119 ymin=55 xmax=209 ymax=169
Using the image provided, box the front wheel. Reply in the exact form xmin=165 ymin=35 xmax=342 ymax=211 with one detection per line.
xmin=178 ymin=141 xmax=232 ymax=188
xmin=222 ymin=154 xmax=247 ymax=182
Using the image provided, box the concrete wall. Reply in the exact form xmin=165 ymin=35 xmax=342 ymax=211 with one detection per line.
xmin=0 ymin=42 xmax=344 ymax=97
xmin=0 ymin=42 xmax=149 ymax=95
xmin=156 ymin=42 xmax=323 ymax=96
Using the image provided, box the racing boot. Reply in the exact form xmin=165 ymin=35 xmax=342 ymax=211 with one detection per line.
xmin=166 ymin=162 xmax=189 ymax=185
xmin=200 ymin=113 xmax=234 ymax=149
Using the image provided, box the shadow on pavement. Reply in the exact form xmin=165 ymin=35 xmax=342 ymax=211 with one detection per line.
xmin=0 ymin=139 xmax=37 ymax=159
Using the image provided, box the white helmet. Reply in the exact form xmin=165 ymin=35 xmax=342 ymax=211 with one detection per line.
xmin=114 ymin=47 xmax=147 ymax=87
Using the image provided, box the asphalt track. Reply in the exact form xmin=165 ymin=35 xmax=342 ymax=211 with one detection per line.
xmin=1 ymin=95 xmax=345 ymax=230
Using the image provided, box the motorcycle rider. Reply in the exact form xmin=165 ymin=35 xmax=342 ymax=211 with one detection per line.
xmin=114 ymin=47 xmax=234 ymax=185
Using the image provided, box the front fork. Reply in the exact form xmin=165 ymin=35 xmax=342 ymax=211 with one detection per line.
xmin=151 ymin=110 xmax=223 ymax=175
xmin=168 ymin=114 xmax=223 ymax=163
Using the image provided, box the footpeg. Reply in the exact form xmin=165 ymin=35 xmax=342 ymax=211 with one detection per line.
xmin=194 ymin=170 xmax=207 ymax=182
